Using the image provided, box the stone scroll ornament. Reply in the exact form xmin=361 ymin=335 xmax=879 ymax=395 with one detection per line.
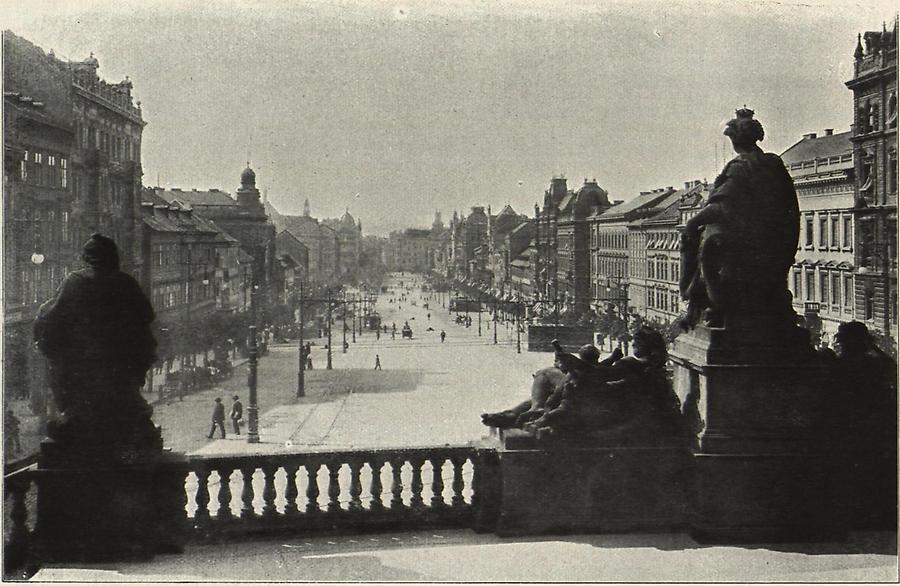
xmin=679 ymin=107 xmax=800 ymax=330
xmin=33 ymin=233 xmax=162 ymax=461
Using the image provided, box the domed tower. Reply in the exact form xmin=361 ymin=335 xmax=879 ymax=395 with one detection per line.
xmin=236 ymin=163 xmax=262 ymax=208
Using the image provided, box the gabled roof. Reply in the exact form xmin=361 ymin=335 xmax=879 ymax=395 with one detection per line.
xmin=597 ymin=188 xmax=675 ymax=222
xmin=780 ymin=131 xmax=852 ymax=165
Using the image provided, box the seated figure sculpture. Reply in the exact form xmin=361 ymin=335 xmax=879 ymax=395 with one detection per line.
xmin=679 ymin=107 xmax=799 ymax=330
xmin=524 ymin=327 xmax=685 ymax=444
xmin=481 ymin=344 xmax=622 ymax=429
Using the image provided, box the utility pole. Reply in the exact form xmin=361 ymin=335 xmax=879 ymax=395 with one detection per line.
xmin=296 ymin=282 xmax=305 ymax=397
xmin=326 ymin=296 xmax=333 ymax=370
xmin=247 ymin=324 xmax=260 ymax=443
xmin=493 ymin=301 xmax=498 ymax=345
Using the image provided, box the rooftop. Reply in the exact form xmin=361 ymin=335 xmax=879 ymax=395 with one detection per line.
xmin=781 ymin=130 xmax=852 ymax=165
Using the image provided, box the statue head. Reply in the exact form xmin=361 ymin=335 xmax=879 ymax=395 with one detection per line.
xmin=835 ymin=321 xmax=872 ymax=357
xmin=724 ymin=107 xmax=765 ymax=150
xmin=81 ymin=233 xmax=120 ymax=272
xmin=576 ymin=344 xmax=600 ymax=364
xmin=632 ymin=326 xmax=667 ymax=366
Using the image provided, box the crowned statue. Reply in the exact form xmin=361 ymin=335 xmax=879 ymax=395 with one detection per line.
xmin=679 ymin=107 xmax=800 ymax=331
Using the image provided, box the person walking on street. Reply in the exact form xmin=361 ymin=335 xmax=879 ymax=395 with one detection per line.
xmin=440 ymin=330 xmax=446 ymax=343
xmin=230 ymin=395 xmax=243 ymax=434
xmin=208 ymin=397 xmax=226 ymax=439
xmin=374 ymin=354 xmax=382 ymax=370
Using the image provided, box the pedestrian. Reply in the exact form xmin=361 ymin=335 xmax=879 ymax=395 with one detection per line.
xmin=440 ymin=330 xmax=446 ymax=343
xmin=376 ymin=329 xmax=380 ymax=340
xmin=307 ymin=356 xmax=314 ymax=370
xmin=4 ymin=408 xmax=21 ymax=455
xmin=374 ymin=354 xmax=382 ymax=370
xmin=208 ymin=397 xmax=226 ymax=439
xmin=230 ymin=395 xmax=243 ymax=434
xmin=427 ymin=312 xmax=431 ymax=321
xmin=391 ymin=330 xmax=396 ymax=340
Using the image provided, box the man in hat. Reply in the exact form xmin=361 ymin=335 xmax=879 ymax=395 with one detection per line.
xmin=208 ymin=398 xmax=226 ymax=439
xmin=230 ymin=395 xmax=243 ymax=435
xmin=34 ymin=233 xmax=160 ymax=451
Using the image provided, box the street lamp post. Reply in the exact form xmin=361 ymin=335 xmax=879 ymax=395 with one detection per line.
xmin=296 ymin=282 xmax=305 ymax=398
xmin=493 ymin=300 xmax=498 ymax=344
xmin=246 ymin=324 xmax=260 ymax=443
xmin=326 ymin=295 xmax=333 ymax=370
xmin=342 ymin=294 xmax=348 ymax=353
xmin=351 ymin=293 xmax=357 ymax=343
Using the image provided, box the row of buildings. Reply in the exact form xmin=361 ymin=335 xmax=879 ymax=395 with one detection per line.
xmin=390 ymin=20 xmax=896 ymax=346
xmin=3 ymin=31 xmax=369 ymax=412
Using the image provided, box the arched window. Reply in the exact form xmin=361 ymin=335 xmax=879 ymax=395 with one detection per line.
xmin=888 ymin=93 xmax=898 ymax=129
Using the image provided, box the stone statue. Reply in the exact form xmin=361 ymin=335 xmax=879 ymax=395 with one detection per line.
xmin=525 ymin=329 xmax=685 ymax=443
xmin=679 ymin=107 xmax=799 ymax=330
xmin=480 ymin=343 xmax=620 ymax=429
xmin=34 ymin=234 xmax=161 ymax=458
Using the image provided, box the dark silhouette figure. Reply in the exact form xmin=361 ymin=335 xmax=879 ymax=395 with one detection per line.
xmin=374 ymin=354 xmax=382 ymax=370
xmin=208 ymin=397 xmax=226 ymax=439
xmin=827 ymin=321 xmax=897 ymax=529
xmin=680 ymin=108 xmax=799 ymax=330
xmin=440 ymin=330 xmax=446 ymax=343
xmin=34 ymin=234 xmax=160 ymax=454
xmin=230 ymin=395 xmax=243 ymax=434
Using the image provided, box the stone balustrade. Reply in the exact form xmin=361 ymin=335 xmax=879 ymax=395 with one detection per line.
xmin=4 ymin=445 xmax=492 ymax=575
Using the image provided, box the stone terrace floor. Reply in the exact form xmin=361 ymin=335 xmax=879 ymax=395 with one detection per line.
xmin=31 ymin=529 xmax=898 ymax=582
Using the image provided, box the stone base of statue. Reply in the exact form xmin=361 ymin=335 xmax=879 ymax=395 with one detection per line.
xmin=669 ymin=324 xmax=839 ymax=542
xmin=33 ymin=435 xmax=187 ymax=563
xmin=486 ymin=430 xmax=691 ymax=536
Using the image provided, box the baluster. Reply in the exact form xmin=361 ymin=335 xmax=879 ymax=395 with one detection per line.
xmin=216 ymin=467 xmax=233 ymax=520
xmin=430 ymin=456 xmax=446 ymax=508
xmin=390 ymin=459 xmax=404 ymax=510
xmin=5 ymin=475 xmax=31 ymax=571
xmin=240 ymin=466 xmax=256 ymax=519
xmin=305 ymin=463 xmax=320 ymax=514
xmin=349 ymin=460 xmax=363 ymax=512
xmin=450 ymin=456 xmax=466 ymax=508
xmin=410 ymin=457 xmax=425 ymax=509
xmin=326 ymin=463 xmax=342 ymax=514
xmin=261 ymin=465 xmax=278 ymax=518
xmin=194 ymin=468 xmax=212 ymax=522
xmin=369 ymin=460 xmax=384 ymax=511
xmin=284 ymin=463 xmax=300 ymax=515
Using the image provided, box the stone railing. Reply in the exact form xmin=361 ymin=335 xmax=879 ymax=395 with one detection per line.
xmin=4 ymin=444 xmax=497 ymax=575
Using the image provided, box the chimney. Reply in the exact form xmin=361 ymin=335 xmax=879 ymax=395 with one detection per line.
xmin=140 ymin=202 xmax=154 ymax=217
xmin=685 ymin=181 xmax=693 ymax=190
xmin=824 ymin=129 xmax=834 ymax=136
xmin=803 ymin=132 xmax=817 ymax=140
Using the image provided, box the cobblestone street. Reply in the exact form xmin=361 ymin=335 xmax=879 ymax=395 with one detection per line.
xmin=160 ymin=274 xmax=555 ymax=456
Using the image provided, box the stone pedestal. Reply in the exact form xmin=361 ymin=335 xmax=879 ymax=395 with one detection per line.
xmin=670 ymin=325 xmax=837 ymax=542
xmin=34 ymin=439 xmax=188 ymax=562
xmin=491 ymin=431 xmax=690 ymax=536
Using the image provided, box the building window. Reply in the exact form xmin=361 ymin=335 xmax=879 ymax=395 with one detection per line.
xmin=60 ymin=158 xmax=67 ymax=188
xmin=843 ymin=275 xmax=853 ymax=308
xmin=831 ymin=273 xmax=840 ymax=306
xmin=792 ymin=270 xmax=801 ymax=300
xmin=865 ymin=288 xmax=875 ymax=320
xmin=842 ymin=216 xmax=852 ymax=248
xmin=830 ymin=216 xmax=839 ymax=248
xmin=20 ymin=150 xmax=28 ymax=182
xmin=890 ymin=150 xmax=898 ymax=195
xmin=805 ymin=216 xmax=814 ymax=247
xmin=818 ymin=216 xmax=827 ymax=248
xmin=62 ymin=211 xmax=69 ymax=244
xmin=805 ymin=270 xmax=815 ymax=301
xmin=819 ymin=271 xmax=828 ymax=303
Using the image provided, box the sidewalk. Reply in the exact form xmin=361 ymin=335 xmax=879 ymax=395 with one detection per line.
xmin=31 ymin=529 xmax=898 ymax=582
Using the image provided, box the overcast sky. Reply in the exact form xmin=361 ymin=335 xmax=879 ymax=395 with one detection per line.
xmin=5 ymin=0 xmax=896 ymax=234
